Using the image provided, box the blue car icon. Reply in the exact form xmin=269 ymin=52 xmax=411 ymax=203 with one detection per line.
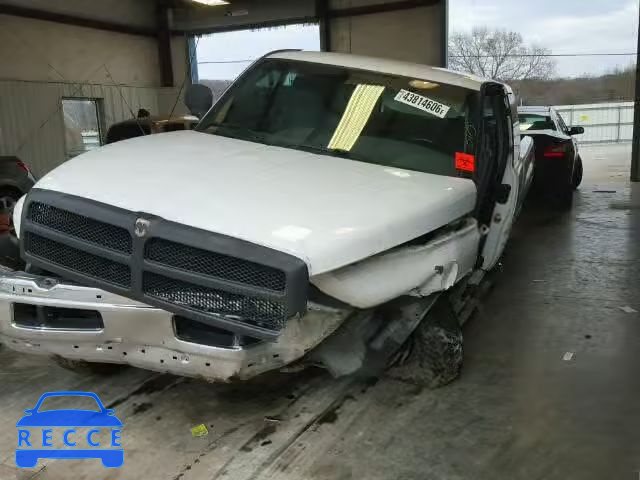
xmin=16 ymin=391 xmax=123 ymax=468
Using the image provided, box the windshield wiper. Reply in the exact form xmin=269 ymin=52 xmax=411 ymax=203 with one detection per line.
xmin=285 ymin=143 xmax=353 ymax=158
xmin=207 ymin=122 xmax=268 ymax=143
xmin=207 ymin=125 xmax=353 ymax=158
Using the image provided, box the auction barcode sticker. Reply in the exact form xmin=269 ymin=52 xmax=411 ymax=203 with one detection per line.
xmin=394 ymin=89 xmax=451 ymax=118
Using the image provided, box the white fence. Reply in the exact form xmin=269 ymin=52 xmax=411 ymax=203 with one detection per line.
xmin=553 ymin=101 xmax=634 ymax=144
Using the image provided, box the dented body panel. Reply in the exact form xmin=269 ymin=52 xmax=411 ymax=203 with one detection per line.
xmin=0 ymin=272 xmax=352 ymax=381
xmin=0 ymin=217 xmax=483 ymax=378
xmin=28 ymin=131 xmax=477 ymax=276
xmin=312 ymin=219 xmax=480 ymax=308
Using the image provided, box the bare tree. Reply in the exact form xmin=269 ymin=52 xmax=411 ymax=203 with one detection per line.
xmin=448 ymin=28 xmax=555 ymax=81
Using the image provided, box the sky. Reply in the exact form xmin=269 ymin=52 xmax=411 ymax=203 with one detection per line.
xmin=449 ymin=0 xmax=639 ymax=77
xmin=196 ymin=25 xmax=320 ymax=81
xmin=196 ymin=0 xmax=638 ymax=80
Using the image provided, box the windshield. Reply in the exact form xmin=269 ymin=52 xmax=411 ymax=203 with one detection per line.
xmin=518 ymin=113 xmax=556 ymax=131
xmin=197 ymin=59 xmax=479 ymax=178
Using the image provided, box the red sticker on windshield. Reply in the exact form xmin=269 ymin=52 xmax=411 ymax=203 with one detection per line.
xmin=455 ymin=152 xmax=475 ymax=173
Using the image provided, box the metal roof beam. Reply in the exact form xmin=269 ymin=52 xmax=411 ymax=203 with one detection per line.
xmin=0 ymin=4 xmax=157 ymax=37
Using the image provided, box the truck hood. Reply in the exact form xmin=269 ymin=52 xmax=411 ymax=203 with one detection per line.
xmin=34 ymin=131 xmax=476 ymax=275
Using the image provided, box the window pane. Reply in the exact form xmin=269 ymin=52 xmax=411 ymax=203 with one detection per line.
xmin=518 ymin=114 xmax=556 ymax=131
xmin=62 ymin=99 xmax=101 ymax=159
xmin=199 ymin=59 xmax=478 ymax=178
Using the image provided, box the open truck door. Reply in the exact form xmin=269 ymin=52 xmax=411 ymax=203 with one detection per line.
xmin=475 ymin=85 xmax=523 ymax=270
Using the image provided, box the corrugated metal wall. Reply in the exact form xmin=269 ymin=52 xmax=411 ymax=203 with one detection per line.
xmin=0 ymin=79 xmax=179 ymax=177
xmin=554 ymin=101 xmax=634 ymax=144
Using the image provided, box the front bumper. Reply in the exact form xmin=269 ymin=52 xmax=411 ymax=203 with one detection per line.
xmin=0 ymin=272 xmax=351 ymax=381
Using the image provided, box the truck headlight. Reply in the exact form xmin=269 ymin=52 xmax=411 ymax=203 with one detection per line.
xmin=12 ymin=194 xmax=26 ymax=239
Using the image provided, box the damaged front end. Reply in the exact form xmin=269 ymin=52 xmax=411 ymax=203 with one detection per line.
xmin=1 ymin=188 xmax=357 ymax=380
xmin=0 ymin=271 xmax=352 ymax=381
xmin=2 ymin=188 xmax=482 ymax=381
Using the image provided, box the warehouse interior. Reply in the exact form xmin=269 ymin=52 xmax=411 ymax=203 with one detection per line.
xmin=0 ymin=0 xmax=447 ymax=177
xmin=0 ymin=0 xmax=639 ymax=478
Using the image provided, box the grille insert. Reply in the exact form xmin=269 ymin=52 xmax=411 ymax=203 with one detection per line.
xmin=144 ymin=272 xmax=286 ymax=331
xmin=28 ymin=202 xmax=132 ymax=253
xmin=145 ymin=238 xmax=286 ymax=292
xmin=24 ymin=233 xmax=131 ymax=287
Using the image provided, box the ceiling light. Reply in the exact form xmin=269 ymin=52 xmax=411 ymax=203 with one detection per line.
xmin=191 ymin=0 xmax=230 ymax=6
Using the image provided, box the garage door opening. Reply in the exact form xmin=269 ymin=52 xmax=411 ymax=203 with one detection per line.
xmin=193 ymin=24 xmax=320 ymax=100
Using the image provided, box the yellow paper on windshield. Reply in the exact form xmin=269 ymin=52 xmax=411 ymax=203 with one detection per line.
xmin=328 ymin=84 xmax=385 ymax=151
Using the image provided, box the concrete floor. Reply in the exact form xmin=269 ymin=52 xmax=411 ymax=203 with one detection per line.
xmin=1 ymin=143 xmax=639 ymax=480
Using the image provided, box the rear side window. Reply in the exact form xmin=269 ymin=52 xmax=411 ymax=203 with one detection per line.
xmin=518 ymin=113 xmax=556 ymax=131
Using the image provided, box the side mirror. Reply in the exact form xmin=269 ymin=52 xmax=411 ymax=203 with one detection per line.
xmin=24 ymin=409 xmax=33 ymax=414
xmin=569 ymin=126 xmax=584 ymax=136
xmin=185 ymin=84 xmax=213 ymax=119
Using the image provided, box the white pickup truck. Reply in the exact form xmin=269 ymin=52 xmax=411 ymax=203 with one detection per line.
xmin=0 ymin=51 xmax=534 ymax=387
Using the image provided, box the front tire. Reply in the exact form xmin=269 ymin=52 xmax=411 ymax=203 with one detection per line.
xmin=387 ymin=298 xmax=463 ymax=388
